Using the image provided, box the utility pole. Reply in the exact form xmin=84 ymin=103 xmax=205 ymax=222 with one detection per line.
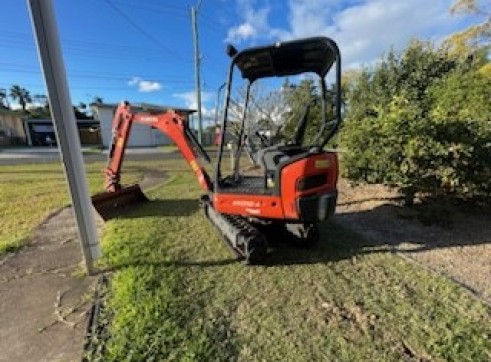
xmin=191 ymin=0 xmax=203 ymax=144
xmin=27 ymin=0 xmax=100 ymax=275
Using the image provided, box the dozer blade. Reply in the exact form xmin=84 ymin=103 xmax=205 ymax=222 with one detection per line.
xmin=91 ymin=184 xmax=148 ymax=220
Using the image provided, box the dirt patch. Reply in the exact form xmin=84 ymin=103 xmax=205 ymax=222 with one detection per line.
xmin=0 ymin=171 xmax=167 ymax=362
xmin=334 ymin=179 xmax=491 ymax=304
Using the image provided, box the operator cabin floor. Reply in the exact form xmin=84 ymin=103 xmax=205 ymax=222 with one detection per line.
xmin=218 ymin=176 xmax=273 ymax=195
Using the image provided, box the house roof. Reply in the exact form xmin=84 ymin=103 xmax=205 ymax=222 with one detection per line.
xmin=91 ymin=102 xmax=196 ymax=115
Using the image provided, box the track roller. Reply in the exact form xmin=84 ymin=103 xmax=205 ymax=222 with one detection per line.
xmin=201 ymin=197 xmax=268 ymax=264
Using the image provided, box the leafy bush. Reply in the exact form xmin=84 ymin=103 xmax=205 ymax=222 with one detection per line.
xmin=341 ymin=40 xmax=491 ymax=203
xmin=426 ymin=70 xmax=491 ymax=199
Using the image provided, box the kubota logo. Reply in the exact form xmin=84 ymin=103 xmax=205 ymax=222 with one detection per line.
xmin=232 ymin=200 xmax=261 ymax=208
xmin=139 ymin=116 xmax=157 ymax=123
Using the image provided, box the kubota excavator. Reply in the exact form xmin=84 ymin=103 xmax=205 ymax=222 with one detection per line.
xmin=92 ymin=36 xmax=342 ymax=264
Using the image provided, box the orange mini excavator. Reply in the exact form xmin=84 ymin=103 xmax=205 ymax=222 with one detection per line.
xmin=92 ymin=36 xmax=342 ymax=264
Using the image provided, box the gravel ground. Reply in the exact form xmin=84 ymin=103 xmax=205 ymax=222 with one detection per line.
xmin=334 ymin=179 xmax=491 ymax=305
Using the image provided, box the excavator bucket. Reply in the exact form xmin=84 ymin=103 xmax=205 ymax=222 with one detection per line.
xmin=91 ymin=184 xmax=148 ymax=220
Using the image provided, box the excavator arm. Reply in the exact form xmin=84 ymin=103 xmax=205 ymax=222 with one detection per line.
xmin=104 ymin=101 xmax=212 ymax=193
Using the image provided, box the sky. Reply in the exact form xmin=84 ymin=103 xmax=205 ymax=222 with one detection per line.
xmin=0 ymin=0 xmax=478 ymax=118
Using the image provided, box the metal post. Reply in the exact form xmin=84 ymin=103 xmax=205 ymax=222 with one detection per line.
xmin=214 ymin=82 xmax=226 ymax=127
xmin=191 ymin=4 xmax=203 ymax=144
xmin=27 ymin=0 xmax=100 ymax=275
xmin=229 ymin=142 xmax=235 ymax=172
xmin=24 ymin=120 xmax=33 ymax=146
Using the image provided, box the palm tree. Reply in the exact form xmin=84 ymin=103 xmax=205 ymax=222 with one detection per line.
xmin=33 ymin=94 xmax=48 ymax=106
xmin=9 ymin=85 xmax=32 ymax=112
xmin=92 ymin=96 xmax=103 ymax=105
xmin=0 ymin=88 xmax=8 ymax=109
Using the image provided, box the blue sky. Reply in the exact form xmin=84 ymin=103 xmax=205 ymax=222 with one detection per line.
xmin=0 ymin=0 xmax=477 ymax=115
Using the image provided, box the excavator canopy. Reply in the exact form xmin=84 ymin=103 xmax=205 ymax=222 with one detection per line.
xmin=231 ymin=36 xmax=339 ymax=82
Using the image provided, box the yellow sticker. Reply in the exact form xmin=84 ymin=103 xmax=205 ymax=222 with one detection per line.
xmin=190 ymin=160 xmax=199 ymax=171
xmin=315 ymin=159 xmax=330 ymax=169
xmin=116 ymin=137 xmax=124 ymax=148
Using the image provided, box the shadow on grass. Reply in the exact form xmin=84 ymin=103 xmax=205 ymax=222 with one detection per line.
xmin=101 ymin=196 xmax=491 ymax=268
xmin=97 ymin=198 xmax=200 ymax=220
xmin=101 ymin=220 xmax=367 ymax=270
xmin=263 ymin=221 xmax=367 ymax=266
xmin=335 ymin=201 xmax=491 ymax=253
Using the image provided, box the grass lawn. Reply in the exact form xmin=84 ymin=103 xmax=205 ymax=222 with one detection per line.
xmin=90 ymin=167 xmax=491 ymax=361
xmin=0 ymin=161 xmax=145 ymax=254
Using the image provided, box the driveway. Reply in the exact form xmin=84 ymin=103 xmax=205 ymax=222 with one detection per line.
xmin=0 ymin=147 xmax=211 ymax=165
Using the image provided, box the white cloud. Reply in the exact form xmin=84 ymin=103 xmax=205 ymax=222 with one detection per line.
xmin=228 ymin=23 xmax=256 ymax=42
xmin=128 ymin=76 xmax=162 ymax=93
xmin=172 ymin=90 xmax=215 ymax=117
xmin=225 ymin=0 xmax=271 ymax=43
xmin=321 ymin=0 xmax=456 ymax=68
xmin=225 ymin=0 xmax=462 ymax=68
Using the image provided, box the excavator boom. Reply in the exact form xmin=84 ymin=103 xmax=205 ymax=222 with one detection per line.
xmin=92 ymin=101 xmax=211 ymax=219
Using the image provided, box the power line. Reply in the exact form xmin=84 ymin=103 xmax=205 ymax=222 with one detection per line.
xmin=205 ymin=0 xmax=237 ymax=19
xmin=103 ymin=0 xmax=190 ymax=61
xmin=0 ymin=81 xmax=196 ymax=93
xmin=0 ymin=63 xmax=195 ymax=83
xmin=114 ymin=0 xmax=225 ymax=36
xmin=0 ymin=31 xmax=193 ymax=58
xmin=0 ymin=4 xmax=229 ymax=97
xmin=111 ymin=1 xmax=188 ymax=17
xmin=0 ymin=39 xmax=193 ymax=64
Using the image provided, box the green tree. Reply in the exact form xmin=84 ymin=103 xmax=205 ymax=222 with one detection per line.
xmin=0 ymin=88 xmax=9 ymax=109
xmin=341 ymin=40 xmax=490 ymax=203
xmin=32 ymin=94 xmax=48 ymax=107
xmin=340 ymin=68 xmax=363 ymax=94
xmin=92 ymin=96 xmax=103 ymax=105
xmin=446 ymin=0 xmax=490 ymax=55
xmin=426 ymin=70 xmax=491 ymax=198
xmin=9 ymin=85 xmax=32 ymax=112
xmin=26 ymin=94 xmax=50 ymax=118
xmin=282 ymin=78 xmax=334 ymax=144
xmin=445 ymin=0 xmax=491 ymax=79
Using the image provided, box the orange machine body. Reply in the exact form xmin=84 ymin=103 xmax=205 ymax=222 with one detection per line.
xmin=104 ymin=102 xmax=338 ymax=224
xmin=213 ymin=152 xmax=338 ymax=221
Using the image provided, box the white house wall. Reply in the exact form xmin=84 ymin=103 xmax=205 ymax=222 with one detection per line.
xmin=97 ymin=107 xmax=171 ymax=147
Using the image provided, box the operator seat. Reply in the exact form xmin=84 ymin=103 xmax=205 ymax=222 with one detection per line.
xmin=257 ymin=144 xmax=308 ymax=187
xmin=257 ymin=145 xmax=289 ymax=173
